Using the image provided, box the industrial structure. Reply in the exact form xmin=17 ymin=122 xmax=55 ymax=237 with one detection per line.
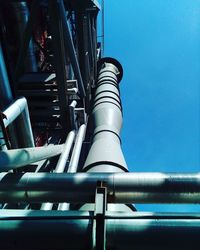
xmin=0 ymin=1 xmax=200 ymax=249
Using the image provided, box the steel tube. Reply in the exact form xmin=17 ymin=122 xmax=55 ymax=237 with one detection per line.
xmin=41 ymin=130 xmax=75 ymax=210
xmin=3 ymin=97 xmax=34 ymax=148
xmin=0 ymin=172 xmax=200 ymax=203
xmin=67 ymin=124 xmax=86 ymax=173
xmin=0 ymin=210 xmax=200 ymax=250
xmin=0 ymin=145 xmax=64 ymax=171
xmin=58 ymin=124 xmax=86 ymax=210
xmin=83 ymin=58 xmax=127 ymax=173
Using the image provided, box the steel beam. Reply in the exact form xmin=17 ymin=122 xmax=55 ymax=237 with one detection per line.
xmin=48 ymin=1 xmax=71 ymax=133
xmin=59 ymin=0 xmax=86 ymax=97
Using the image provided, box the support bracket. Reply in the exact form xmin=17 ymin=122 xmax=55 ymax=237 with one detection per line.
xmin=92 ymin=181 xmax=107 ymax=250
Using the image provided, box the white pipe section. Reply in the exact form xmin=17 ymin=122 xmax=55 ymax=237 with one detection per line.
xmin=55 ymin=131 xmax=76 ymax=173
xmin=70 ymin=100 xmax=77 ymax=108
xmin=58 ymin=124 xmax=86 ymax=211
xmin=0 ymin=144 xmax=64 ymax=171
xmin=41 ymin=131 xmax=76 ymax=210
xmin=3 ymin=97 xmax=34 ymax=147
xmin=3 ymin=97 xmax=29 ymax=127
xmin=67 ymin=124 xmax=86 ymax=173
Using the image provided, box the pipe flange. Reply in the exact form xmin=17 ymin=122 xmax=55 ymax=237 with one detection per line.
xmin=98 ymin=57 xmax=123 ymax=83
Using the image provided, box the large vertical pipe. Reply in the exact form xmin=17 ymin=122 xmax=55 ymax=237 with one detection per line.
xmin=83 ymin=57 xmax=126 ymax=173
xmin=80 ymin=57 xmax=134 ymax=212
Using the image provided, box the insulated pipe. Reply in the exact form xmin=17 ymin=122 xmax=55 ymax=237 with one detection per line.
xmin=0 ymin=210 xmax=200 ymax=250
xmin=81 ymin=57 xmax=129 ymax=211
xmin=83 ymin=57 xmax=126 ymax=173
xmin=0 ymin=145 xmax=64 ymax=171
xmin=3 ymin=97 xmax=34 ymax=147
xmin=0 ymin=172 xmax=200 ymax=203
xmin=69 ymin=100 xmax=77 ymax=130
xmin=67 ymin=124 xmax=86 ymax=173
xmin=58 ymin=124 xmax=86 ymax=210
xmin=59 ymin=0 xmax=86 ymax=97
xmin=41 ymin=130 xmax=75 ymax=210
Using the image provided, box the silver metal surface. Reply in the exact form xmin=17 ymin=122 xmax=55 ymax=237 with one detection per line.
xmin=0 ymin=144 xmax=64 ymax=171
xmin=58 ymin=124 xmax=86 ymax=210
xmin=3 ymin=97 xmax=34 ymax=147
xmin=0 ymin=172 xmax=200 ymax=203
xmin=83 ymin=58 xmax=127 ymax=173
xmin=0 ymin=210 xmax=200 ymax=250
xmin=41 ymin=130 xmax=75 ymax=210
xmin=68 ymin=124 xmax=86 ymax=173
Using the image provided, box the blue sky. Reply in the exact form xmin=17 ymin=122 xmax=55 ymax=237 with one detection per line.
xmin=102 ymin=0 xmax=200 ymax=212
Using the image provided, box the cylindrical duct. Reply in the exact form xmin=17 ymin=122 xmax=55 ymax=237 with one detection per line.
xmin=0 ymin=210 xmax=200 ymax=250
xmin=83 ymin=57 xmax=126 ymax=173
xmin=0 ymin=144 xmax=64 ymax=171
xmin=81 ymin=57 xmax=133 ymax=212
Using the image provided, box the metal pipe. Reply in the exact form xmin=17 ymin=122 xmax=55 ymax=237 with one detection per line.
xmin=58 ymin=0 xmax=86 ymax=97
xmin=80 ymin=57 xmax=128 ymax=212
xmin=3 ymin=97 xmax=35 ymax=148
xmin=0 ymin=145 xmax=64 ymax=171
xmin=69 ymin=100 xmax=77 ymax=130
xmin=67 ymin=124 xmax=86 ymax=173
xmin=0 ymin=43 xmax=20 ymax=148
xmin=1 ymin=172 xmax=200 ymax=204
xmin=41 ymin=130 xmax=75 ymax=210
xmin=58 ymin=124 xmax=86 ymax=210
xmin=0 ymin=210 xmax=200 ymax=250
xmin=82 ymin=57 xmax=126 ymax=173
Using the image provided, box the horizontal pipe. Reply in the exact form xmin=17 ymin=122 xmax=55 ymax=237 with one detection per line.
xmin=0 ymin=172 xmax=200 ymax=203
xmin=0 ymin=144 xmax=64 ymax=171
xmin=0 ymin=210 xmax=200 ymax=250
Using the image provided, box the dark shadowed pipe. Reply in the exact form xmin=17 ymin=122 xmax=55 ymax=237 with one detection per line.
xmin=0 ymin=210 xmax=200 ymax=250
xmin=0 ymin=172 xmax=200 ymax=203
xmin=11 ymin=2 xmax=37 ymax=72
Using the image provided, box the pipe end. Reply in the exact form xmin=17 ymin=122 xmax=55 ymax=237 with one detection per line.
xmin=98 ymin=57 xmax=123 ymax=83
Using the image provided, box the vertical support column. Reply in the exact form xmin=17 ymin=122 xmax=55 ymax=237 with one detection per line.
xmin=48 ymin=1 xmax=71 ymax=134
